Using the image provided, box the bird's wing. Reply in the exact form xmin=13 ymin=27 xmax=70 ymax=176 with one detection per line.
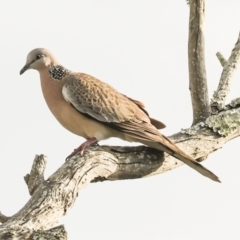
xmin=123 ymin=95 xmax=166 ymax=129
xmin=62 ymin=73 xmax=152 ymax=125
xmin=62 ymin=74 xmax=194 ymax=162
xmin=62 ymin=73 xmax=174 ymax=147
xmin=62 ymin=73 xmax=178 ymax=145
xmin=62 ymin=73 xmax=220 ymax=182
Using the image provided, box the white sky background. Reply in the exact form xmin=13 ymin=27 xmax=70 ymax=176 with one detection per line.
xmin=0 ymin=1 xmax=240 ymax=239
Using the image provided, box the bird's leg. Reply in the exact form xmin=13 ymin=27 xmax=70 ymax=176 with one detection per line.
xmin=66 ymin=137 xmax=98 ymax=160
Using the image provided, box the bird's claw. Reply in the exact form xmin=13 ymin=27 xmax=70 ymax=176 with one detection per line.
xmin=65 ymin=137 xmax=98 ymax=161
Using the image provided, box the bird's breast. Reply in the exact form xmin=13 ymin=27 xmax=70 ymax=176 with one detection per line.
xmin=39 ymin=72 xmax=113 ymax=140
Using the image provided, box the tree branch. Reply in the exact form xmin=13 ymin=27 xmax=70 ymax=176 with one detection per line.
xmin=28 ymin=225 xmax=67 ymax=240
xmin=188 ymin=0 xmax=210 ymax=125
xmin=0 ymin=212 xmax=9 ymax=224
xmin=211 ymin=32 xmax=240 ymax=113
xmin=216 ymin=52 xmax=227 ymax=67
xmin=1 ymin=103 xmax=240 ymax=238
xmin=24 ymin=155 xmax=47 ymax=195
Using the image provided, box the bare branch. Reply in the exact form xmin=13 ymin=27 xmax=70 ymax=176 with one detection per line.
xmin=28 ymin=225 xmax=67 ymax=240
xmin=216 ymin=52 xmax=227 ymax=67
xmin=24 ymin=155 xmax=47 ymax=195
xmin=0 ymin=212 xmax=10 ymax=224
xmin=2 ymin=102 xmax=240 ymax=238
xmin=211 ymin=32 xmax=240 ymax=113
xmin=188 ymin=0 xmax=210 ymax=125
xmin=0 ymin=152 xmax=118 ymax=238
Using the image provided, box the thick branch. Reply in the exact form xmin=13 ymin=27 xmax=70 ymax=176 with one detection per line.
xmin=1 ymin=103 xmax=240 ymax=238
xmin=188 ymin=0 xmax=210 ymax=125
xmin=0 ymin=152 xmax=118 ymax=239
xmin=211 ymin=32 xmax=240 ymax=113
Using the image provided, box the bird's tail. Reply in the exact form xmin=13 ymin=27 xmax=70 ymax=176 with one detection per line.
xmin=141 ymin=138 xmax=220 ymax=183
xmin=170 ymin=149 xmax=220 ymax=182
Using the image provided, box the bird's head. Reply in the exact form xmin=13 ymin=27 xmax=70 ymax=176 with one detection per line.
xmin=20 ymin=48 xmax=59 ymax=75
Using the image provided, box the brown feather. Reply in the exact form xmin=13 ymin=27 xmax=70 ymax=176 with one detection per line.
xmin=124 ymin=95 xmax=166 ymax=129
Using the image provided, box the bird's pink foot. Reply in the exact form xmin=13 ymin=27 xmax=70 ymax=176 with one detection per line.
xmin=66 ymin=137 xmax=98 ymax=160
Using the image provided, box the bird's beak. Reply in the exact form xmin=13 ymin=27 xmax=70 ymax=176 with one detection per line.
xmin=20 ymin=64 xmax=29 ymax=75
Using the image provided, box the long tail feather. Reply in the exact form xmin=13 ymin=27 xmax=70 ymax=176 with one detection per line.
xmin=171 ymin=151 xmax=220 ymax=182
xmin=141 ymin=140 xmax=220 ymax=183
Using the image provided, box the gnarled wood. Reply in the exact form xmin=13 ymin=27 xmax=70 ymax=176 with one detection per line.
xmin=1 ymin=105 xmax=240 ymax=238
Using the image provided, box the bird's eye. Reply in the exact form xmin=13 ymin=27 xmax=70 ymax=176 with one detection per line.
xmin=36 ymin=54 xmax=42 ymax=60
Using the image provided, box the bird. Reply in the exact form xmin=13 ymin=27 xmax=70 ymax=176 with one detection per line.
xmin=20 ymin=48 xmax=220 ymax=182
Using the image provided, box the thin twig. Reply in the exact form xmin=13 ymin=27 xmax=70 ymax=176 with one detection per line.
xmin=216 ymin=52 xmax=227 ymax=67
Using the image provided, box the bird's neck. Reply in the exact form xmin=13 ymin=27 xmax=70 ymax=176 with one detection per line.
xmin=48 ymin=65 xmax=70 ymax=81
xmin=39 ymin=67 xmax=67 ymax=112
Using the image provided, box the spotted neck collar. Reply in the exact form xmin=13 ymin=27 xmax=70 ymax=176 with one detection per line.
xmin=49 ymin=65 xmax=70 ymax=81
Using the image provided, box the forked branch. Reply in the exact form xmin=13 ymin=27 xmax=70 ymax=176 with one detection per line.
xmin=211 ymin=32 xmax=240 ymax=113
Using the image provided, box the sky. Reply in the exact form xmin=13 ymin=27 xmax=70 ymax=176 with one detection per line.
xmin=0 ymin=1 xmax=240 ymax=239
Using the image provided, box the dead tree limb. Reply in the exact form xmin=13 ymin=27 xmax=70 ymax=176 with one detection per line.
xmin=216 ymin=52 xmax=227 ymax=67
xmin=1 ymin=102 xmax=240 ymax=238
xmin=28 ymin=225 xmax=67 ymax=240
xmin=211 ymin=32 xmax=240 ymax=113
xmin=188 ymin=0 xmax=210 ymax=125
